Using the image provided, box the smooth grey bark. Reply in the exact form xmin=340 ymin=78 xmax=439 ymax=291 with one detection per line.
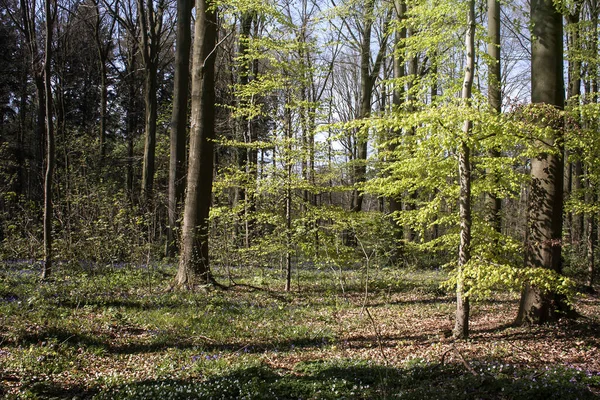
xmin=485 ymin=0 xmax=502 ymax=234
xmin=166 ymin=0 xmax=193 ymax=257
xmin=454 ymin=0 xmax=475 ymax=339
xmin=175 ymin=0 xmax=218 ymax=287
xmin=516 ymin=0 xmax=570 ymax=325
xmin=389 ymin=0 xmax=406 ymax=258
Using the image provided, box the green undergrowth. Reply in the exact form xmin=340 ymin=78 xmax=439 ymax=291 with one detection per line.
xmin=1 ymin=262 xmax=599 ymax=399
xmin=24 ymin=360 xmax=600 ymax=400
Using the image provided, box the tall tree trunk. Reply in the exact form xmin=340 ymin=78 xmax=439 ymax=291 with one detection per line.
xmin=141 ymin=65 xmax=158 ymax=201
xmin=284 ymin=92 xmax=293 ymax=292
xmin=454 ymin=0 xmax=475 ymax=339
xmin=486 ymin=0 xmax=502 ymax=234
xmin=99 ymin=62 xmax=108 ymax=162
xmin=125 ymin=46 xmax=137 ymax=199
xmin=516 ymin=0 xmax=570 ymax=325
xmin=167 ymin=0 xmax=193 ymax=257
xmin=20 ymin=0 xmax=45 ymax=203
xmin=566 ymin=2 xmax=584 ymax=244
xmin=176 ymin=0 xmax=218 ymax=287
xmin=17 ymin=62 xmax=27 ymax=196
xmin=389 ymin=0 xmax=406 ymax=259
xmin=586 ymin=0 xmax=598 ymax=291
xmin=138 ymin=0 xmax=164 ymax=203
xmin=92 ymin=0 xmax=113 ymax=164
xmin=352 ymin=1 xmax=390 ymax=214
xmin=42 ymin=0 xmax=55 ymax=280
xmin=237 ymin=11 xmax=256 ymax=249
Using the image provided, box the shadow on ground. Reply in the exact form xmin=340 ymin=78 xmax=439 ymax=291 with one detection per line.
xmin=23 ymin=359 xmax=599 ymax=400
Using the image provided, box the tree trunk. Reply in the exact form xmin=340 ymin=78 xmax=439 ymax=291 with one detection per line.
xmin=586 ymin=171 xmax=597 ymax=291
xmin=238 ymin=12 xmax=257 ymax=249
xmin=141 ymin=64 xmax=158 ymax=201
xmin=138 ymin=0 xmax=164 ymax=203
xmin=33 ymin=75 xmax=46 ymax=202
xmin=42 ymin=0 xmax=55 ymax=280
xmin=352 ymin=0 xmax=390 ymax=214
xmin=176 ymin=0 xmax=218 ymax=287
xmin=516 ymin=0 xmax=569 ymax=325
xmin=284 ymin=94 xmax=293 ymax=292
xmin=167 ymin=0 xmax=193 ymax=257
xmin=454 ymin=0 xmax=475 ymax=339
xmin=485 ymin=0 xmax=502 ymax=234
xmin=389 ymin=0 xmax=406 ymax=259
xmin=125 ymin=46 xmax=137 ymax=199
xmin=566 ymin=3 xmax=583 ymax=244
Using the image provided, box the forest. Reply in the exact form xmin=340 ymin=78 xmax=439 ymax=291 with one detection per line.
xmin=1 ymin=0 xmax=600 ymax=397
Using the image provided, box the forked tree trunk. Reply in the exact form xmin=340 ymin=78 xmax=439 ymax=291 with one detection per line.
xmin=176 ymin=0 xmax=218 ymax=287
xmin=352 ymin=0 xmax=390 ymax=214
xmin=139 ymin=0 xmax=164 ymax=203
xmin=516 ymin=0 xmax=570 ymax=325
xmin=454 ymin=0 xmax=475 ymax=339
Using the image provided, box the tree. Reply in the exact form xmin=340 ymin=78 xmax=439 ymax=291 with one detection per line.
xmin=175 ymin=0 xmax=218 ymax=287
xmin=485 ymin=0 xmax=502 ymax=233
xmin=42 ymin=0 xmax=57 ymax=279
xmin=353 ymin=0 xmax=390 ymax=214
xmin=91 ymin=0 xmax=117 ymax=163
xmin=453 ymin=0 xmax=475 ymax=339
xmin=516 ymin=0 xmax=570 ymax=324
xmin=137 ymin=0 xmax=168 ymax=202
xmin=166 ymin=0 xmax=193 ymax=257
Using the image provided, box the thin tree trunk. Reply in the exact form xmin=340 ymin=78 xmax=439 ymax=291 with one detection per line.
xmin=141 ymin=65 xmax=158 ymax=201
xmin=486 ymin=0 xmax=502 ymax=234
xmin=42 ymin=0 xmax=55 ymax=280
xmin=388 ymin=0 xmax=406 ymax=259
xmin=586 ymin=170 xmax=597 ymax=291
xmin=454 ymin=0 xmax=475 ymax=339
xmin=567 ymin=2 xmax=584 ymax=244
xmin=138 ymin=0 xmax=163 ymax=203
xmin=176 ymin=0 xmax=218 ymax=287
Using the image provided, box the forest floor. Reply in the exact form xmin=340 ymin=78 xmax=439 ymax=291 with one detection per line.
xmin=0 ymin=261 xmax=599 ymax=399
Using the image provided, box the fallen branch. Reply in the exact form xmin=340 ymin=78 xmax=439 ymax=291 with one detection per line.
xmin=440 ymin=344 xmax=477 ymax=376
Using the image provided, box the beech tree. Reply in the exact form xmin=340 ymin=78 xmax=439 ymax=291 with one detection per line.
xmin=486 ymin=0 xmax=502 ymax=233
xmin=454 ymin=0 xmax=475 ymax=339
xmin=516 ymin=0 xmax=570 ymax=324
xmin=166 ymin=0 xmax=193 ymax=257
xmin=176 ymin=0 xmax=218 ymax=287
xmin=42 ymin=0 xmax=57 ymax=279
